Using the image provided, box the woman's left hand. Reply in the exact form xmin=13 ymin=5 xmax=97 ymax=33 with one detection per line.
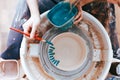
xmin=74 ymin=4 xmax=82 ymax=25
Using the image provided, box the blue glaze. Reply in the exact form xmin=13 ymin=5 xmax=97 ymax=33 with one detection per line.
xmin=48 ymin=49 xmax=54 ymax=53
xmin=46 ymin=40 xmax=54 ymax=45
xmin=49 ymin=46 xmax=55 ymax=49
xmin=51 ymin=59 xmax=55 ymax=63
xmin=53 ymin=60 xmax=57 ymax=65
xmin=50 ymin=57 xmax=54 ymax=60
xmin=47 ymin=2 xmax=78 ymax=31
xmin=49 ymin=52 xmax=55 ymax=55
xmin=55 ymin=60 xmax=60 ymax=66
xmin=49 ymin=55 xmax=54 ymax=58
xmin=50 ymin=8 xmax=74 ymax=26
xmin=47 ymin=40 xmax=60 ymax=66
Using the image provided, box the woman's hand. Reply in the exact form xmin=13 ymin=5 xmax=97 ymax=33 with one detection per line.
xmin=74 ymin=4 xmax=82 ymax=24
xmin=73 ymin=0 xmax=120 ymax=25
xmin=23 ymin=15 xmax=41 ymax=39
xmin=108 ymin=0 xmax=120 ymax=7
xmin=23 ymin=0 xmax=40 ymax=40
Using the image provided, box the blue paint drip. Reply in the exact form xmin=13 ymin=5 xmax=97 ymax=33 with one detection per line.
xmin=47 ymin=40 xmax=60 ymax=66
xmin=51 ymin=59 xmax=55 ymax=63
xmin=49 ymin=52 xmax=55 ymax=55
xmin=55 ymin=60 xmax=60 ymax=66
xmin=49 ymin=55 xmax=54 ymax=58
xmin=46 ymin=40 xmax=54 ymax=46
xmin=53 ymin=60 xmax=57 ymax=65
xmin=48 ymin=49 xmax=54 ymax=53
xmin=49 ymin=46 xmax=55 ymax=49
xmin=50 ymin=57 xmax=54 ymax=60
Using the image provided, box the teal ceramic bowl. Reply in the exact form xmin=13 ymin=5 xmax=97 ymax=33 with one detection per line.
xmin=47 ymin=1 xmax=78 ymax=31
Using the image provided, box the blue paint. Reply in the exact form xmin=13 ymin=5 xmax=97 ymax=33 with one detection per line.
xmin=46 ymin=40 xmax=54 ymax=45
xmin=49 ymin=55 xmax=54 ymax=58
xmin=50 ymin=57 xmax=54 ymax=60
xmin=49 ymin=52 xmax=55 ymax=55
xmin=48 ymin=49 xmax=54 ymax=53
xmin=55 ymin=60 xmax=60 ymax=66
xmin=47 ymin=39 xmax=60 ymax=66
xmin=50 ymin=8 xmax=74 ymax=26
xmin=51 ymin=59 xmax=55 ymax=63
xmin=47 ymin=1 xmax=78 ymax=31
xmin=53 ymin=60 xmax=57 ymax=64
xmin=49 ymin=46 xmax=55 ymax=49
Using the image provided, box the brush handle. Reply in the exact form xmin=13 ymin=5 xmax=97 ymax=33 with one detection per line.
xmin=10 ymin=27 xmax=43 ymax=41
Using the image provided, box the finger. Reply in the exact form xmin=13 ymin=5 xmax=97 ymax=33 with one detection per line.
xmin=74 ymin=7 xmax=82 ymax=20
xmin=24 ymin=26 xmax=31 ymax=34
xmin=118 ymin=0 xmax=120 ymax=7
xmin=23 ymin=24 xmax=32 ymax=39
xmin=74 ymin=11 xmax=82 ymax=20
xmin=74 ymin=14 xmax=82 ymax=24
xmin=74 ymin=10 xmax=82 ymax=22
xmin=23 ymin=20 xmax=32 ymax=34
xmin=30 ymin=24 xmax=38 ymax=39
xmin=24 ymin=27 xmax=31 ymax=39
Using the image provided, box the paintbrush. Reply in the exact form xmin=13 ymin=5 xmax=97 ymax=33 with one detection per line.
xmin=10 ymin=27 xmax=60 ymax=66
xmin=10 ymin=27 xmax=53 ymax=45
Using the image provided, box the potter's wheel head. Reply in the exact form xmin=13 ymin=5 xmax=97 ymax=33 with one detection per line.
xmin=20 ymin=11 xmax=113 ymax=80
xmin=39 ymin=26 xmax=93 ymax=80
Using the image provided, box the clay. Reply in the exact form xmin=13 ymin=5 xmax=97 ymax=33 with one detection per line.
xmin=52 ymin=32 xmax=87 ymax=71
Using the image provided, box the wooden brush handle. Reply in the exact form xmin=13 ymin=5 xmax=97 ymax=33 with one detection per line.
xmin=10 ymin=27 xmax=43 ymax=41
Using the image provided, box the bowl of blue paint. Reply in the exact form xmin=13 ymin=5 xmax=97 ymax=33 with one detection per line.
xmin=47 ymin=1 xmax=78 ymax=31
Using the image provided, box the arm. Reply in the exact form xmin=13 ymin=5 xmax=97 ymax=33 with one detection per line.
xmin=26 ymin=0 xmax=40 ymax=16
xmin=80 ymin=0 xmax=120 ymax=7
xmin=73 ymin=0 xmax=120 ymax=24
xmin=23 ymin=0 xmax=41 ymax=39
xmin=107 ymin=0 xmax=120 ymax=7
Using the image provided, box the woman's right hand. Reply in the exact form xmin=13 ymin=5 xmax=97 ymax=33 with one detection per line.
xmin=23 ymin=0 xmax=41 ymax=40
xmin=22 ymin=15 xmax=41 ymax=40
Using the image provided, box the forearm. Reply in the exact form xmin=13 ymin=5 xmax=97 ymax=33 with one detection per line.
xmin=80 ymin=0 xmax=120 ymax=7
xmin=107 ymin=0 xmax=120 ymax=6
xmin=80 ymin=0 xmax=93 ymax=6
xmin=26 ymin=0 xmax=40 ymax=16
